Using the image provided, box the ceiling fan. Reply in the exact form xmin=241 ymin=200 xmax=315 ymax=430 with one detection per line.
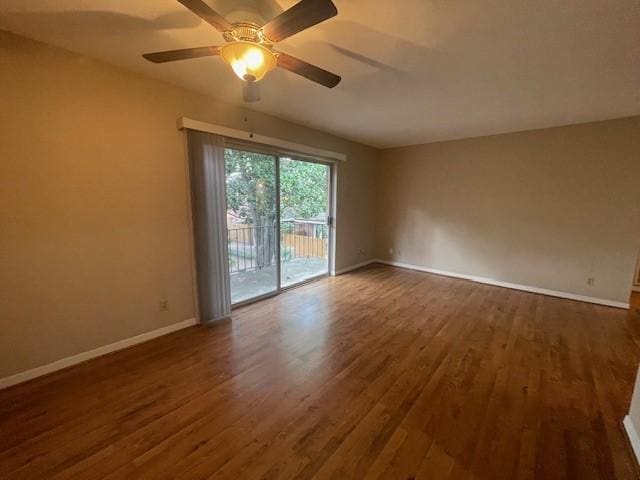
xmin=143 ymin=0 xmax=341 ymax=102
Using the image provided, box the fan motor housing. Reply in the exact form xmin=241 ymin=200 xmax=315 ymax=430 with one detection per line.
xmin=223 ymin=22 xmax=273 ymax=45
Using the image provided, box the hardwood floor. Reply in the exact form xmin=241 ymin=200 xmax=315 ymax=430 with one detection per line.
xmin=631 ymin=291 xmax=640 ymax=316
xmin=1 ymin=264 xmax=640 ymax=479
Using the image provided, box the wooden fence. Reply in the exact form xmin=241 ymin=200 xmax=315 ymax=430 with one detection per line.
xmin=282 ymin=234 xmax=326 ymax=258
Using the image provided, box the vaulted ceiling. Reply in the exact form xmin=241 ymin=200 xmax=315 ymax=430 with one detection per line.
xmin=1 ymin=0 xmax=639 ymax=147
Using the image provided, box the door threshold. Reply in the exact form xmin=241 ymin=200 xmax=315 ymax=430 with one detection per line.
xmin=280 ymin=272 xmax=329 ymax=292
xmin=231 ymin=290 xmax=280 ymax=309
xmin=231 ymin=272 xmax=329 ymax=310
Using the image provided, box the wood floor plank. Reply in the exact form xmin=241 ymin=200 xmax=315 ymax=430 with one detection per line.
xmin=0 ymin=264 xmax=639 ymax=479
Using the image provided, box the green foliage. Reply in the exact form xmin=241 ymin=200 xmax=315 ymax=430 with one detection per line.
xmin=279 ymin=158 xmax=328 ymax=220
xmin=225 ymin=149 xmax=276 ymax=226
xmin=224 ymin=149 xmax=328 ymax=224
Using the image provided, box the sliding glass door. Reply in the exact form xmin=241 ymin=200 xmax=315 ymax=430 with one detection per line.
xmin=225 ymin=148 xmax=332 ymax=305
xmin=279 ymin=157 xmax=330 ymax=287
xmin=225 ymin=148 xmax=278 ymax=304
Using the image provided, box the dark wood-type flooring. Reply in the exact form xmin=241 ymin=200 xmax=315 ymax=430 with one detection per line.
xmin=1 ymin=264 xmax=640 ymax=479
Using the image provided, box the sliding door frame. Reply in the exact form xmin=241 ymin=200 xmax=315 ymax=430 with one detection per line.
xmin=278 ymin=156 xmax=334 ymax=292
xmin=224 ymin=140 xmax=335 ymax=308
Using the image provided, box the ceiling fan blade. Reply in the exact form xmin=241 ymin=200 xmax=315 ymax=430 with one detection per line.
xmin=143 ymin=46 xmax=220 ymax=63
xmin=177 ymin=0 xmax=233 ymax=33
xmin=243 ymin=81 xmax=261 ymax=102
xmin=261 ymin=0 xmax=337 ymax=43
xmin=277 ymin=52 xmax=341 ymax=88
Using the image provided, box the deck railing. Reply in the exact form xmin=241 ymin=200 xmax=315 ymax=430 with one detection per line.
xmin=227 ymin=220 xmax=328 ymax=274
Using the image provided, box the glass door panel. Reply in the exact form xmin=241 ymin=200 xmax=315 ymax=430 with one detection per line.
xmin=279 ymin=157 xmax=330 ymax=288
xmin=225 ymin=148 xmax=278 ymax=304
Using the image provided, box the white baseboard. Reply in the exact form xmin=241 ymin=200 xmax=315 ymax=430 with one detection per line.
xmin=374 ymin=259 xmax=630 ymax=309
xmin=0 ymin=317 xmax=197 ymax=390
xmin=334 ymin=259 xmax=376 ymax=275
xmin=624 ymin=416 xmax=640 ymax=467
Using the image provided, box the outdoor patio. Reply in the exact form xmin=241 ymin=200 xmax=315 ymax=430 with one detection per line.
xmin=230 ymin=257 xmax=328 ymax=304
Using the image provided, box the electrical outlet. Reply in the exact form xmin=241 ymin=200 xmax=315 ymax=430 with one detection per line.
xmin=587 ymin=277 xmax=595 ymax=286
xmin=159 ymin=300 xmax=169 ymax=311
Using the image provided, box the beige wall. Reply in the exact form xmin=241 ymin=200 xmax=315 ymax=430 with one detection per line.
xmin=376 ymin=117 xmax=640 ymax=303
xmin=0 ymin=31 xmax=377 ymax=379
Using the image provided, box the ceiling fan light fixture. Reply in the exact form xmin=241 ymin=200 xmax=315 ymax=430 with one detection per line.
xmin=221 ymin=41 xmax=276 ymax=82
xmin=143 ymin=1 xmax=341 ymax=89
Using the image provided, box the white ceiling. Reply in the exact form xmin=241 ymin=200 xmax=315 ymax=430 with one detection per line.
xmin=1 ymin=0 xmax=639 ymax=148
